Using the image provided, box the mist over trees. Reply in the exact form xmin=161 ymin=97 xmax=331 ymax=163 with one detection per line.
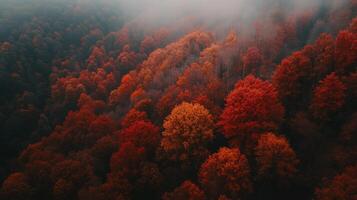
xmin=0 ymin=0 xmax=356 ymax=199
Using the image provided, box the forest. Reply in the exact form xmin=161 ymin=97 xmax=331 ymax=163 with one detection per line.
xmin=0 ymin=0 xmax=356 ymax=199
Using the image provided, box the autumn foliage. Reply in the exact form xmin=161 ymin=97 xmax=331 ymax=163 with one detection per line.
xmin=0 ymin=1 xmax=356 ymax=200
xmin=161 ymin=102 xmax=214 ymax=165
xmin=219 ymin=75 xmax=284 ymax=150
xmin=255 ymin=133 xmax=299 ymax=182
xmin=198 ymin=147 xmax=252 ymax=199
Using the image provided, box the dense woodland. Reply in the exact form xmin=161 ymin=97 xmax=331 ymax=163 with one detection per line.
xmin=0 ymin=0 xmax=356 ymax=199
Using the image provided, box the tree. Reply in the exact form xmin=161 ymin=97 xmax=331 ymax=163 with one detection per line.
xmin=198 ymin=147 xmax=252 ymax=199
xmin=157 ymin=61 xmax=224 ymax=118
xmin=109 ymin=72 xmax=137 ymax=106
xmin=109 ymin=142 xmax=162 ymax=199
xmin=340 ymin=112 xmax=357 ymax=143
xmin=272 ymin=51 xmax=313 ymax=106
xmin=50 ymin=159 xmax=94 ymax=199
xmin=140 ymin=28 xmax=170 ymax=54
xmin=315 ymin=165 xmax=357 ymax=200
xmin=242 ymin=47 xmax=263 ymax=76
xmin=1 ymin=172 xmax=32 ymax=200
xmin=160 ymin=102 xmax=214 ymax=165
xmin=219 ymin=75 xmax=284 ymax=150
xmin=118 ymin=120 xmax=160 ymax=156
xmin=90 ymin=135 xmax=118 ymax=178
xmin=120 ymin=108 xmax=148 ymax=128
xmin=335 ymin=30 xmax=357 ymax=75
xmin=116 ymin=45 xmax=139 ymax=73
xmin=78 ymin=176 xmax=131 ymax=200
xmin=87 ymin=46 xmax=106 ymax=71
xmin=109 ymin=31 xmax=213 ymax=109
xmin=24 ymin=160 xmax=52 ymax=199
xmin=110 ymin=142 xmax=145 ymax=177
xmin=312 ymin=33 xmax=335 ymax=78
xmin=176 ymin=62 xmax=224 ymax=115
xmin=255 ymin=133 xmax=299 ymax=183
xmin=310 ymin=73 xmax=346 ymax=121
xmin=46 ymin=108 xmax=117 ymax=153
xmin=162 ymin=180 xmax=206 ymax=200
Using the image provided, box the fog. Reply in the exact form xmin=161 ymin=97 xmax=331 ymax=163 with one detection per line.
xmin=1 ymin=0 xmax=350 ymax=30
xmin=115 ymin=0 xmax=348 ymax=24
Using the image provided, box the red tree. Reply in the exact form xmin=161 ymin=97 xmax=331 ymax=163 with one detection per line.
xmin=310 ymin=73 xmax=346 ymax=121
xmin=242 ymin=47 xmax=263 ymax=76
xmin=118 ymin=120 xmax=160 ymax=156
xmin=162 ymin=180 xmax=206 ymax=200
xmin=272 ymin=51 xmax=313 ymax=104
xmin=219 ymin=75 xmax=284 ymax=150
xmin=1 ymin=172 xmax=32 ymax=200
xmin=255 ymin=133 xmax=299 ymax=183
xmin=198 ymin=147 xmax=252 ymax=200
xmin=335 ymin=30 xmax=357 ymax=75
xmin=315 ymin=165 xmax=357 ymax=200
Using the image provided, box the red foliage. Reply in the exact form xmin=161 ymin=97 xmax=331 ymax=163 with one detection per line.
xmin=109 ymin=31 xmax=213 ymax=109
xmin=255 ymin=133 xmax=299 ymax=183
xmin=140 ymin=28 xmax=170 ymax=54
xmin=110 ymin=142 xmax=146 ymax=176
xmin=77 ymin=93 xmax=106 ymax=114
xmin=1 ymin=173 xmax=32 ymax=200
xmin=162 ymin=180 xmax=206 ymax=200
xmin=219 ymin=75 xmax=284 ymax=149
xmin=310 ymin=73 xmax=346 ymax=121
xmin=116 ymin=45 xmax=140 ymax=72
xmin=118 ymin=120 xmax=160 ymax=155
xmin=335 ymin=30 xmax=357 ymax=75
xmin=242 ymin=47 xmax=263 ymax=76
xmin=1 ymin=7 xmax=356 ymax=200
xmin=87 ymin=46 xmax=107 ymax=71
xmin=50 ymin=160 xmax=94 ymax=187
xmin=51 ymin=76 xmax=86 ymax=106
xmin=158 ymin=62 xmax=224 ymax=118
xmin=272 ymin=51 xmax=313 ymax=104
xmin=120 ymin=108 xmax=149 ymax=128
xmin=315 ymin=165 xmax=357 ymax=200
xmin=109 ymin=72 xmax=137 ymax=106
xmin=312 ymin=34 xmax=335 ymax=77
xmin=199 ymin=147 xmax=252 ymax=199
xmin=340 ymin=113 xmax=357 ymax=143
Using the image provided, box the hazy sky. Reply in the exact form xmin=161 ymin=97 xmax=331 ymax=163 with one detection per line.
xmin=112 ymin=0 xmax=349 ymax=31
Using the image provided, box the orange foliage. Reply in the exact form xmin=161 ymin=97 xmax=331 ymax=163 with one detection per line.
xmin=161 ymin=102 xmax=214 ymax=164
xmin=109 ymin=31 xmax=214 ymax=109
